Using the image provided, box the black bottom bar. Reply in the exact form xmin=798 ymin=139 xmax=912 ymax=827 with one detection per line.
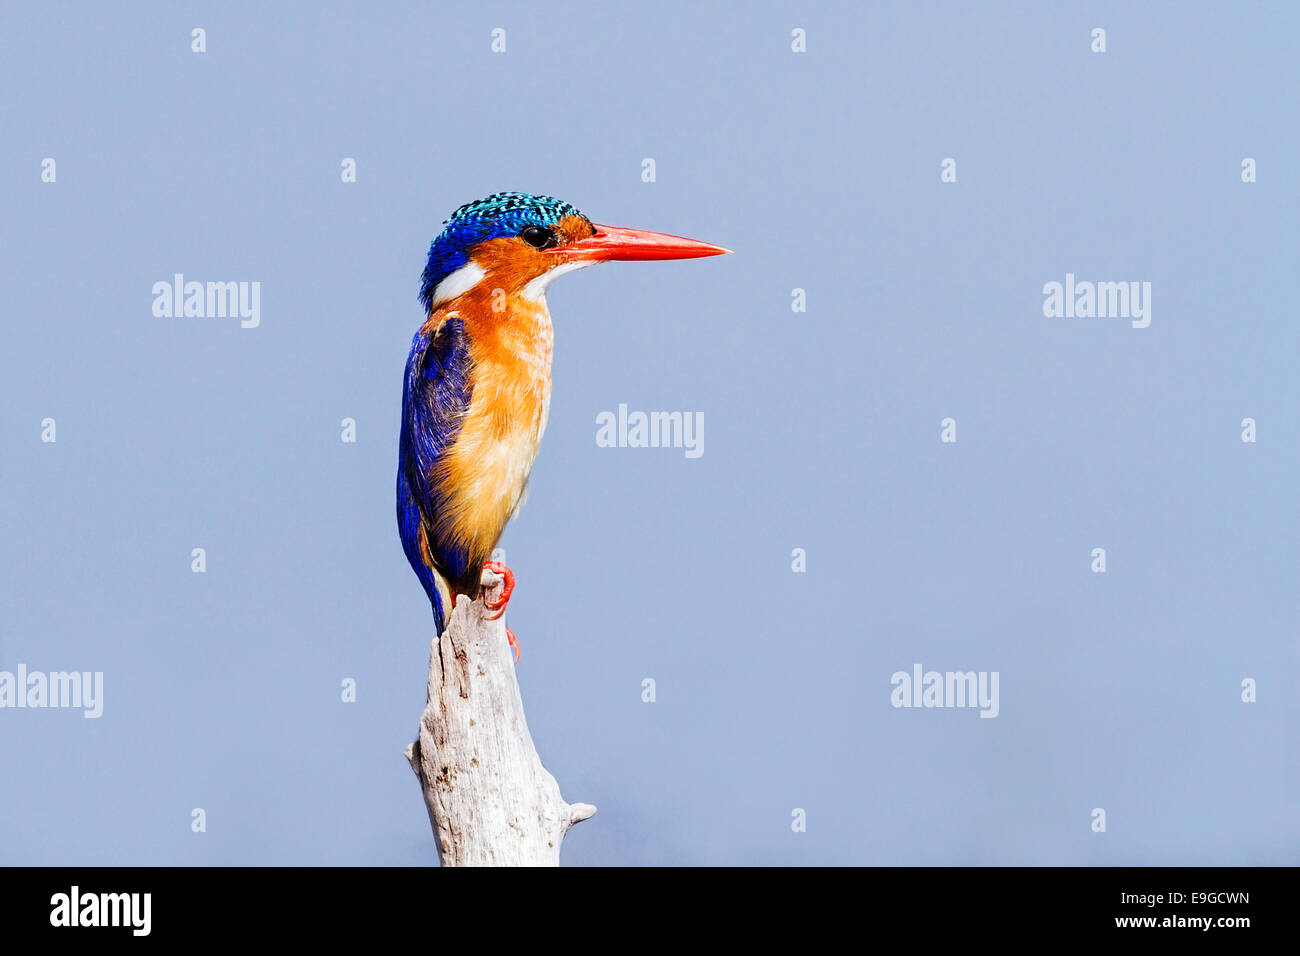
xmin=0 ymin=865 xmax=1281 ymax=941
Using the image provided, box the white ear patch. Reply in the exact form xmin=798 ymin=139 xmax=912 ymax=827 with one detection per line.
xmin=430 ymin=261 xmax=487 ymax=307
xmin=520 ymin=260 xmax=595 ymax=302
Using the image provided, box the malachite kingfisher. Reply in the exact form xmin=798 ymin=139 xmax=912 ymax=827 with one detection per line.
xmin=397 ymin=192 xmax=729 ymax=660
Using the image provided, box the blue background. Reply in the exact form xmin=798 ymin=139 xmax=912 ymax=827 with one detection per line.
xmin=1 ymin=1 xmax=1294 ymax=865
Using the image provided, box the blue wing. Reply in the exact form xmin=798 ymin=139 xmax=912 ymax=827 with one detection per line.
xmin=396 ymin=317 xmax=474 ymax=634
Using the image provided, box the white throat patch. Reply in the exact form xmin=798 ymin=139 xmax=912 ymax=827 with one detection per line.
xmin=520 ymin=260 xmax=596 ymax=302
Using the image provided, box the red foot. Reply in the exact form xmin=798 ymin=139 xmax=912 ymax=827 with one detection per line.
xmin=449 ymin=587 xmax=518 ymax=662
xmin=482 ymin=561 xmax=515 ymax=620
xmin=483 ymin=562 xmax=518 ymax=663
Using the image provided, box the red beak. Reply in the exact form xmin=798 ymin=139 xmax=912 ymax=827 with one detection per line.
xmin=552 ymin=223 xmax=731 ymax=262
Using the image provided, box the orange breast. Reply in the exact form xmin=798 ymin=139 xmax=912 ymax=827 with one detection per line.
xmin=430 ymin=294 xmax=554 ymax=570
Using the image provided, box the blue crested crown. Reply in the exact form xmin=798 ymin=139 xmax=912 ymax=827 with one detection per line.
xmin=420 ymin=192 xmax=590 ymax=312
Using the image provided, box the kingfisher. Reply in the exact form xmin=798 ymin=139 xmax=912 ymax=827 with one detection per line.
xmin=397 ymin=192 xmax=728 ymax=659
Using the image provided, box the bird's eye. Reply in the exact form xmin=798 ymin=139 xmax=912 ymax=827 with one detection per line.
xmin=520 ymin=225 xmax=557 ymax=250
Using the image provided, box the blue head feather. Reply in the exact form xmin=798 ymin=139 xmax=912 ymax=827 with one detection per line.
xmin=419 ymin=191 xmax=590 ymax=314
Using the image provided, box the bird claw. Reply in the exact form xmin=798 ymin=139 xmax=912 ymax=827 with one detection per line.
xmin=482 ymin=562 xmax=518 ymax=662
xmin=482 ymin=561 xmax=515 ymax=620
